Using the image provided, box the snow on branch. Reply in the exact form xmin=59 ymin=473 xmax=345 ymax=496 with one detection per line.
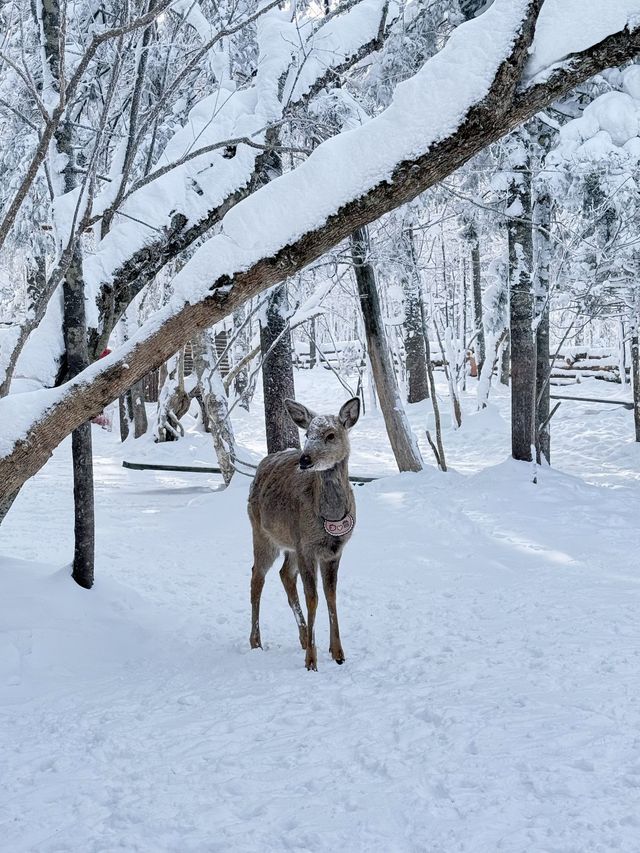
xmin=84 ymin=0 xmax=396 ymax=300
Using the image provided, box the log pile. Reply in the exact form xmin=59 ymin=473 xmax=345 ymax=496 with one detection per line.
xmin=551 ymin=349 xmax=628 ymax=385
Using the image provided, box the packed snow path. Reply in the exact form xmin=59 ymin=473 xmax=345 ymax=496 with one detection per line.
xmin=1 ymin=378 xmax=640 ymax=852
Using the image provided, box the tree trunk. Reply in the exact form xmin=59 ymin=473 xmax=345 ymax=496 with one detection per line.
xmin=192 ymin=330 xmax=237 ymax=484
xmin=468 ymin=222 xmax=486 ymax=375
xmin=618 ymin=319 xmax=628 ymax=386
xmin=403 ymin=225 xmax=429 ymax=403
xmin=120 ymin=381 xmax=148 ymax=441
xmin=421 ymin=305 xmax=447 ymax=471
xmin=308 ymin=315 xmax=317 ymax=369
xmin=500 ymin=335 xmax=511 ymax=386
xmin=44 ymin=0 xmax=95 ymax=587
xmin=534 ymin=187 xmax=551 ymax=463
xmin=232 ymin=307 xmax=251 ymax=409
xmin=259 ymin=285 xmax=300 ymax=454
xmin=63 ymin=249 xmax=95 ymax=589
xmin=130 ymin=380 xmax=148 ymax=437
xmin=507 ymin=131 xmax=536 ymax=463
xmin=632 ymin=294 xmax=640 ymax=443
xmin=155 ymin=351 xmax=190 ymax=441
xmin=256 ymin=132 xmax=300 ymax=454
xmin=351 ymin=227 xmax=423 ymax=472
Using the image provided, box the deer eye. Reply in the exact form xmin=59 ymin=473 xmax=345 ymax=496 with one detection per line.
xmin=326 ymin=432 xmax=335 ymax=442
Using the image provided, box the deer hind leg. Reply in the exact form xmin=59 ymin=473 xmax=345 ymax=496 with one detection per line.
xmin=250 ymin=532 xmax=278 ymax=650
xmin=279 ymin=552 xmax=307 ymax=649
xmin=297 ymin=552 xmax=319 ymax=671
xmin=321 ymin=558 xmax=345 ymax=664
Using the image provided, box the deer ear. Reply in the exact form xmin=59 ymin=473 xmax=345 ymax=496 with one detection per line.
xmin=339 ymin=397 xmax=360 ymax=430
xmin=284 ymin=399 xmax=314 ymax=430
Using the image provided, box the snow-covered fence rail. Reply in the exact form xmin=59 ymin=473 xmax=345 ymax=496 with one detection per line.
xmin=122 ymin=460 xmax=379 ymax=483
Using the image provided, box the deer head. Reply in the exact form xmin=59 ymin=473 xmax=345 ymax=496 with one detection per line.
xmin=284 ymin=397 xmax=360 ymax=471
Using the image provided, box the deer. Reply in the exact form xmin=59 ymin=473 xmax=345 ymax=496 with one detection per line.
xmin=247 ymin=397 xmax=361 ymax=670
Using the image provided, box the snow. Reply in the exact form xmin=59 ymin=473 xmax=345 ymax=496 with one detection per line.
xmin=527 ymin=0 xmax=640 ymax=80
xmin=12 ymin=284 xmax=64 ymax=390
xmin=0 ymin=324 xmax=20 ymax=387
xmin=83 ymin=0 xmax=392 ymax=299
xmin=2 ymin=368 xmax=640 ymax=851
xmin=283 ymin=0 xmax=397 ymax=104
xmin=550 ymin=82 xmax=640 ymax=172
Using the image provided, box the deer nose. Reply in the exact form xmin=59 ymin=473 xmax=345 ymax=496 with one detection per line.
xmin=299 ymin=454 xmax=313 ymax=470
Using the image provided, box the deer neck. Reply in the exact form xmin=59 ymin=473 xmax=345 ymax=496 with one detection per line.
xmin=317 ymin=458 xmax=350 ymax=521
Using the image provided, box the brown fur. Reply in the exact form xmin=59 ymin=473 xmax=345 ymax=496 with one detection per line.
xmin=248 ymin=398 xmax=360 ymax=670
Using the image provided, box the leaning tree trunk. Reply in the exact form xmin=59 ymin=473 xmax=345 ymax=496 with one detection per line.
xmin=403 ymin=223 xmax=429 ymax=403
xmin=534 ymin=186 xmax=552 ymax=463
xmin=260 ymin=284 xmax=300 ymax=454
xmin=506 ymin=130 xmax=536 ymax=463
xmin=351 ymin=227 xmax=423 ymax=472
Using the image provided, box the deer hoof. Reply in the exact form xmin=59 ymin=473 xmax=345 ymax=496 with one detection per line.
xmin=250 ymin=635 xmax=262 ymax=650
xmin=305 ymin=648 xmax=318 ymax=671
xmin=331 ymin=646 xmax=345 ymax=664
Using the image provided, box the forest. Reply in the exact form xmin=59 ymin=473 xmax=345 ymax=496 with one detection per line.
xmin=1 ymin=0 xmax=640 ymax=850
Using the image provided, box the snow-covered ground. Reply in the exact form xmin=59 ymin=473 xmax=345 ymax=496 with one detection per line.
xmin=1 ymin=369 xmax=640 ymax=852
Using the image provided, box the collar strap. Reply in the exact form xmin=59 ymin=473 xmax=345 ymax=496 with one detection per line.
xmin=323 ymin=513 xmax=355 ymax=537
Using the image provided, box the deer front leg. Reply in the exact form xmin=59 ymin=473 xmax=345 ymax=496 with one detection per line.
xmin=298 ymin=553 xmax=318 ymax=671
xmin=279 ymin=552 xmax=307 ymax=649
xmin=320 ymin=558 xmax=345 ymax=664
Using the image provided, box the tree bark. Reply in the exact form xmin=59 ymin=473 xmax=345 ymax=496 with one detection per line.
xmin=155 ymin=351 xmax=190 ymax=441
xmin=44 ymin=0 xmax=95 ymax=587
xmin=421 ymin=305 xmax=447 ymax=471
xmin=507 ymin=131 xmax=536 ymax=463
xmin=259 ymin=285 xmax=300 ymax=454
xmin=63 ymin=249 xmax=95 ymax=589
xmin=403 ymin=225 xmax=429 ymax=403
xmin=468 ymin=222 xmax=486 ymax=375
xmin=500 ymin=335 xmax=511 ymax=386
xmin=192 ymin=331 xmax=237 ymax=483
xmin=534 ymin=187 xmax=552 ymax=463
xmin=308 ymin=316 xmax=318 ymax=369
xmin=351 ymin=227 xmax=423 ymax=472
xmin=119 ymin=380 xmax=148 ymax=441
xmin=231 ymin=307 xmax=251 ymax=409
xmin=632 ymin=292 xmax=640 ymax=443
